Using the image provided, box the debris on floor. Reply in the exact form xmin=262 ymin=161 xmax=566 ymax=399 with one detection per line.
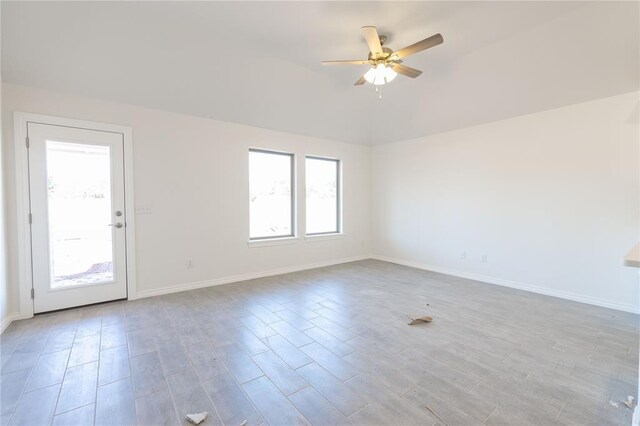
xmin=609 ymin=401 xmax=619 ymax=408
xmin=240 ymin=421 xmax=248 ymax=426
xmin=424 ymin=404 xmax=447 ymax=425
xmin=186 ymin=412 xmax=209 ymax=425
xmin=407 ymin=315 xmax=433 ymax=325
xmin=623 ymin=396 xmax=635 ymax=409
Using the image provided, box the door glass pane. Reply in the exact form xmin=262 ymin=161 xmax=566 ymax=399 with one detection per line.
xmin=46 ymin=141 xmax=114 ymax=288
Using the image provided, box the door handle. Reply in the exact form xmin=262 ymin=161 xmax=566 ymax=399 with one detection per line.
xmin=108 ymin=223 xmax=124 ymax=229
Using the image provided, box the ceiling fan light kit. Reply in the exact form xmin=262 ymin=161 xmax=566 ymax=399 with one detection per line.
xmin=364 ymin=63 xmax=397 ymax=85
xmin=322 ymin=26 xmax=443 ymax=99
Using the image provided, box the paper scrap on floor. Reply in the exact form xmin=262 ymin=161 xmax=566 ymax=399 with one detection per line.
xmin=407 ymin=315 xmax=432 ymax=325
xmin=186 ymin=412 xmax=208 ymax=425
xmin=624 ymin=396 xmax=635 ymax=409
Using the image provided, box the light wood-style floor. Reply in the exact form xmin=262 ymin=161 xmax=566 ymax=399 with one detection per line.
xmin=1 ymin=260 xmax=637 ymax=426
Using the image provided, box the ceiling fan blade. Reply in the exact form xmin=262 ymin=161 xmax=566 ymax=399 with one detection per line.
xmin=389 ymin=63 xmax=423 ymax=78
xmin=393 ymin=33 xmax=443 ymax=60
xmin=322 ymin=60 xmax=370 ymax=66
xmin=362 ymin=26 xmax=383 ymax=57
xmin=354 ymin=75 xmax=367 ymax=86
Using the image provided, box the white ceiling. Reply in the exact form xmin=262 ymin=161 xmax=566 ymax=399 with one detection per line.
xmin=2 ymin=1 xmax=639 ymax=145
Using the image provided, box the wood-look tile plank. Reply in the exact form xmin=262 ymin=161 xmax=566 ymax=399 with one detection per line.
xmin=42 ymin=329 xmax=76 ymax=354
xmin=9 ymin=384 xmax=60 ymax=426
xmin=188 ymin=343 xmax=227 ymax=381
xmin=262 ymin=334 xmax=313 ymax=370
xmin=1 ymin=337 xmax=45 ymax=374
xmin=218 ymin=343 xmax=264 ymax=385
xmin=25 ymin=349 xmax=70 ymax=392
xmin=131 ymin=352 xmax=167 ymax=399
xmin=296 ymin=363 xmax=366 ymax=417
xmin=275 ymin=310 xmax=315 ymax=331
xmin=270 ymin=321 xmax=314 ymax=347
xmin=166 ymin=368 xmax=223 ymax=426
xmin=100 ymin=325 xmax=127 ymax=351
xmin=0 ymin=368 xmax=32 ymax=416
xmin=288 ymin=386 xmax=351 ymax=426
xmin=299 ymin=342 xmax=358 ymax=381
xmin=304 ymin=327 xmax=354 ymax=357
xmin=56 ymin=361 xmax=98 ymax=414
xmin=95 ymin=378 xmax=135 ymax=426
xmin=242 ymin=376 xmax=310 ymax=425
xmin=75 ymin=318 xmax=102 ymax=338
xmin=135 ymin=388 xmax=180 ymax=426
xmin=345 ymin=372 xmax=439 ymax=423
xmin=240 ymin=315 xmax=278 ymax=339
xmin=98 ymin=345 xmax=131 ymax=386
xmin=403 ymin=385 xmax=482 ymax=425
xmin=68 ymin=334 xmax=100 ymax=367
xmin=202 ymin=371 xmax=264 ymax=426
xmin=233 ymin=327 xmax=270 ymax=356
xmin=52 ymin=403 xmax=95 ymax=426
xmin=251 ymin=350 xmax=308 ymax=396
xmin=127 ymin=329 xmax=157 ymax=358
xmin=156 ymin=340 xmax=190 ymax=377
xmin=309 ymin=316 xmax=355 ymax=342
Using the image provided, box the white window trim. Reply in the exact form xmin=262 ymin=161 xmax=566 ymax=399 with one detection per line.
xmin=305 ymin=155 xmax=342 ymax=236
xmin=247 ymin=236 xmax=300 ymax=248
xmin=304 ymin=233 xmax=344 ymax=242
xmin=13 ymin=112 xmax=138 ymax=319
xmin=248 ymin=148 xmax=297 ymax=241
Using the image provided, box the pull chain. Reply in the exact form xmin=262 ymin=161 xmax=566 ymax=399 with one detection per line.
xmin=375 ymin=86 xmax=383 ymax=100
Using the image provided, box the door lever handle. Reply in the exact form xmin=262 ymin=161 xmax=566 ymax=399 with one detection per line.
xmin=108 ymin=223 xmax=124 ymax=229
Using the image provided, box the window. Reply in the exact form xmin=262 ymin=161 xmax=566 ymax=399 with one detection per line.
xmin=249 ymin=149 xmax=295 ymax=240
xmin=306 ymin=156 xmax=341 ymax=235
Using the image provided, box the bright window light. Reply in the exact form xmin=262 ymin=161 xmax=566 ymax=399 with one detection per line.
xmin=306 ymin=156 xmax=340 ymax=235
xmin=249 ymin=149 xmax=294 ymax=240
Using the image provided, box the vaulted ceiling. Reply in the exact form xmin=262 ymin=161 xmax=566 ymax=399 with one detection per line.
xmin=2 ymin=1 xmax=639 ymax=145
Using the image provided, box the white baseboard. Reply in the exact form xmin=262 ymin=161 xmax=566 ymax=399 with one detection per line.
xmin=371 ymin=255 xmax=639 ymax=314
xmin=633 ymin=405 xmax=640 ymax=426
xmin=0 ymin=312 xmax=31 ymax=334
xmin=134 ymin=255 xmax=370 ymax=299
xmin=6 ymin=254 xmax=634 ymax=329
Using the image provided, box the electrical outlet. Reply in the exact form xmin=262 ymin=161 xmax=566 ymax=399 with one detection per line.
xmin=460 ymin=251 xmax=466 ymax=260
xmin=481 ymin=254 xmax=488 ymax=262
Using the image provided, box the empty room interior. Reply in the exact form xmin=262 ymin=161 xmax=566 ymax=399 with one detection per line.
xmin=1 ymin=1 xmax=639 ymax=425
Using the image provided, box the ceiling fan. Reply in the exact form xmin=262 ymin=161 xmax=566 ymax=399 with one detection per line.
xmin=322 ymin=26 xmax=443 ymax=87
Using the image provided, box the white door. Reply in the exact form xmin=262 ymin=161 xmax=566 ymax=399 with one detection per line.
xmin=28 ymin=122 xmax=128 ymax=313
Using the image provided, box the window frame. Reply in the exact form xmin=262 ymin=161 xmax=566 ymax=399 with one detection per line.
xmin=248 ymin=148 xmax=296 ymax=241
xmin=305 ymin=155 xmax=342 ymax=236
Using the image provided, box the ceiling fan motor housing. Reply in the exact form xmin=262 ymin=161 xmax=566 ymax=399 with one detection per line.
xmin=368 ymin=46 xmax=394 ymax=61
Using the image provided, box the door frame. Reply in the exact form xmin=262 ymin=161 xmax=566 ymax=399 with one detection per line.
xmin=13 ymin=112 xmax=137 ymax=318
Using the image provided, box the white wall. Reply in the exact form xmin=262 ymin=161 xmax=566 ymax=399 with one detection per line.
xmin=2 ymin=82 xmax=638 ymax=323
xmin=0 ymin=82 xmax=12 ymax=330
xmin=1 ymin=83 xmax=372 ymax=318
xmin=372 ymin=91 xmax=640 ymax=313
